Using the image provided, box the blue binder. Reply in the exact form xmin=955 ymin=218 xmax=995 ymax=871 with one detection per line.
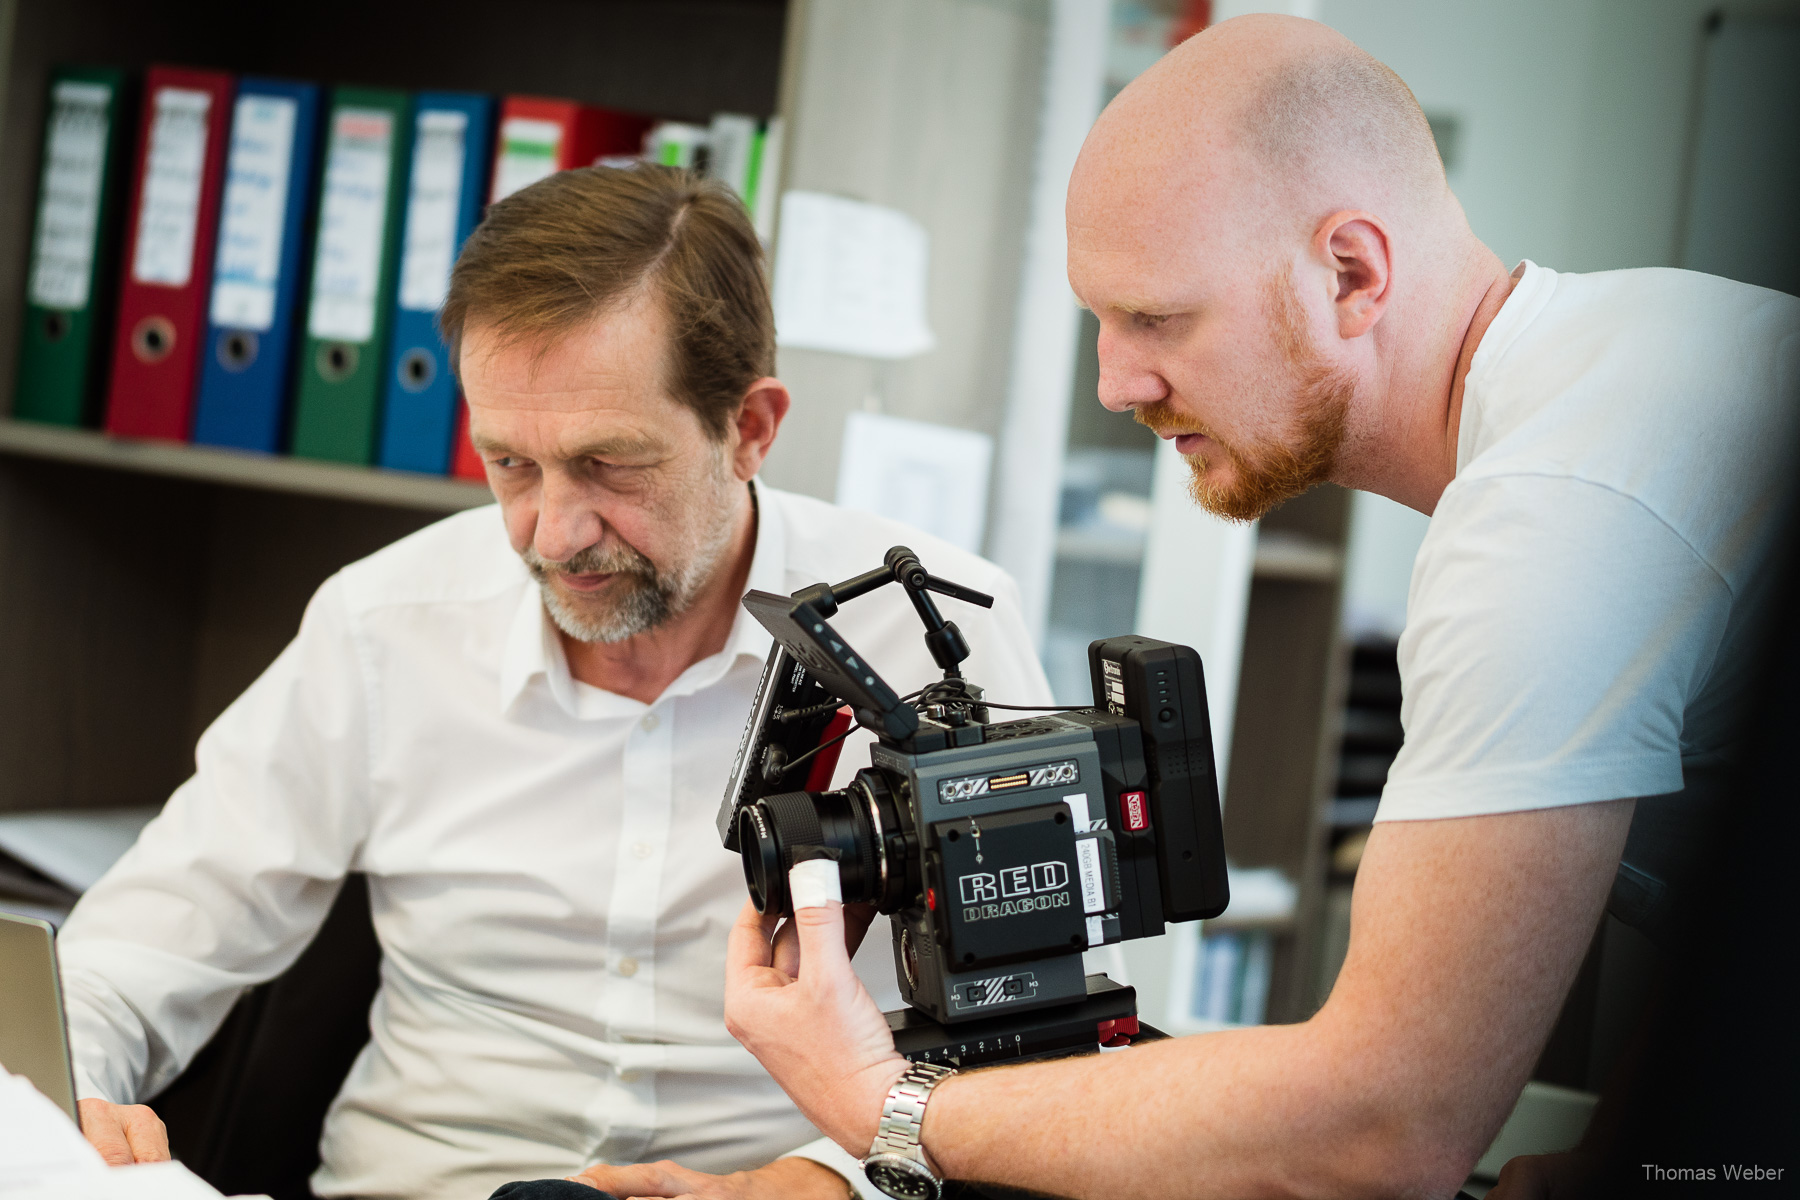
xmin=377 ymin=92 xmax=494 ymax=474
xmin=191 ymin=79 xmax=322 ymax=452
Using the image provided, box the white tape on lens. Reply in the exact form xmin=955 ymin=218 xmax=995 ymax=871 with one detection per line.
xmin=789 ymin=859 xmax=842 ymax=909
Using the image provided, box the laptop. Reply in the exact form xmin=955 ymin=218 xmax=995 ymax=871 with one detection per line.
xmin=0 ymin=909 xmax=81 ymax=1126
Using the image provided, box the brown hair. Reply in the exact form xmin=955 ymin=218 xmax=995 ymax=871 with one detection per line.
xmin=441 ymin=164 xmax=774 ymax=440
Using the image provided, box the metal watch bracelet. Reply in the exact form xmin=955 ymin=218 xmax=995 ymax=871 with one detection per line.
xmin=867 ymin=1060 xmax=955 ymax=1168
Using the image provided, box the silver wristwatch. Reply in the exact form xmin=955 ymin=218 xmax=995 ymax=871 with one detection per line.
xmin=862 ymin=1060 xmax=956 ymax=1199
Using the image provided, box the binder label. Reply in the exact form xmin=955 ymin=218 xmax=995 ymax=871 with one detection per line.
xmin=492 ymin=116 xmax=562 ymax=202
xmin=211 ymin=94 xmax=300 ymax=332
xmin=308 ymin=107 xmax=397 ymax=344
xmin=28 ymin=80 xmax=112 ymax=311
xmin=398 ymin=108 xmax=469 ymax=313
xmin=132 ymin=88 xmax=214 ymax=288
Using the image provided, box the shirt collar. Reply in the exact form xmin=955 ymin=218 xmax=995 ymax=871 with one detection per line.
xmin=497 ymin=478 xmax=787 ymax=719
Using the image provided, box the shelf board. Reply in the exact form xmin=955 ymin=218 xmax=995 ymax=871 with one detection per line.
xmin=1252 ymin=530 xmax=1343 ymax=582
xmin=0 ymin=418 xmax=492 ymax=513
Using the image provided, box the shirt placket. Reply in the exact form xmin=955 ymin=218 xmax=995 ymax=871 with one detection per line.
xmin=586 ymin=699 xmax=675 ymax=1165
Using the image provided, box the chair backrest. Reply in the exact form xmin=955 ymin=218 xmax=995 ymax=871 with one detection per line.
xmin=154 ymin=874 xmax=382 ymax=1200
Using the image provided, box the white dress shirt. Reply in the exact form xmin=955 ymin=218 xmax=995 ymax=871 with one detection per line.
xmin=57 ymin=481 xmax=1052 ymax=1200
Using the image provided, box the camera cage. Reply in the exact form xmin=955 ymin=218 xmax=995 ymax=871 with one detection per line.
xmin=717 ymin=546 xmax=1232 ymax=1065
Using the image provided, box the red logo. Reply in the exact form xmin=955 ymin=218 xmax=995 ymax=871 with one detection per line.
xmin=1122 ymin=791 xmax=1149 ymax=831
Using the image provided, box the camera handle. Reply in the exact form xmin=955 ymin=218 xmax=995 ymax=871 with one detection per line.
xmin=789 ymin=545 xmax=995 ymax=679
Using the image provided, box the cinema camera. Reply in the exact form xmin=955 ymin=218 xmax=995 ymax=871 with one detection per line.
xmin=718 ymin=547 xmax=1229 ymax=1066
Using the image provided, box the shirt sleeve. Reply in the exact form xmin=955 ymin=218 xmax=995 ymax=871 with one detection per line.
xmin=1377 ymin=474 xmax=1731 ymax=822
xmin=962 ymin=569 xmax=1056 ymax=709
xmin=58 ymin=574 xmax=374 ymax=1103
xmin=784 ymin=1136 xmax=894 ymax=1198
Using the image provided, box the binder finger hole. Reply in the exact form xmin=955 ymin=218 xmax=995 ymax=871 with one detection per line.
xmin=131 ymin=316 xmax=176 ymax=364
xmin=43 ymin=312 xmax=69 ymax=342
xmin=318 ymin=341 xmax=359 ymax=383
xmin=398 ymin=348 xmax=436 ymax=393
xmin=218 ymin=331 xmax=259 ymax=372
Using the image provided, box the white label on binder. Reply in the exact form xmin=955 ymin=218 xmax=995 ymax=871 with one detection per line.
xmin=1075 ymin=837 xmax=1106 ymax=915
xmin=398 ymin=108 xmax=469 ymax=313
xmin=308 ymin=107 xmax=395 ymax=344
xmin=131 ymin=87 xmax=212 ymax=288
xmin=28 ymin=81 xmax=112 ymax=310
xmin=491 ymin=116 xmax=563 ymax=202
xmin=210 ymin=94 xmax=299 ymax=332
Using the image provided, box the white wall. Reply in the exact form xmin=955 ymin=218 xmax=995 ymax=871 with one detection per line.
xmin=1307 ymin=0 xmax=1800 ymax=635
xmin=1318 ymin=0 xmax=1800 ymax=273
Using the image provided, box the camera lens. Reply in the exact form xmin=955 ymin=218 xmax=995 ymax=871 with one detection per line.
xmin=737 ymin=770 xmax=913 ymax=916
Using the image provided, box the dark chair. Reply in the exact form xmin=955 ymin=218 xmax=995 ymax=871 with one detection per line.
xmin=154 ymin=874 xmax=383 ymax=1200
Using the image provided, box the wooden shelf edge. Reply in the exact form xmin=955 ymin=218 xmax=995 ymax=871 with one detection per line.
xmin=0 ymin=418 xmax=493 ymax=513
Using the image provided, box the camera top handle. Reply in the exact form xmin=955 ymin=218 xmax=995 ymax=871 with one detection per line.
xmin=790 ymin=546 xmax=995 ymax=679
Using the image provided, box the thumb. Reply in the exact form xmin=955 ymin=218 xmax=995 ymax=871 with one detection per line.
xmin=787 ymin=860 xmax=854 ymax=980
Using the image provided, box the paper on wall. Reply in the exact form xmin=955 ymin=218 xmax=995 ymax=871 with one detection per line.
xmin=772 ymin=191 xmax=934 ymax=359
xmin=834 ymin=411 xmax=993 ymax=554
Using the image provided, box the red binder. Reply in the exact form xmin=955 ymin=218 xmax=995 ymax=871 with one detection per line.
xmin=489 ymin=96 xmax=654 ymax=203
xmin=103 ymin=66 xmax=234 ymax=440
xmin=450 ymin=403 xmax=486 ymax=481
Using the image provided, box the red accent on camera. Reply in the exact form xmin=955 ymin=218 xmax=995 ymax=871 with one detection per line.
xmin=1096 ymin=1016 xmax=1140 ymax=1047
xmin=1121 ymin=791 xmax=1150 ymax=831
xmin=927 ymin=887 xmax=936 ymax=911
xmin=803 ymin=707 xmax=855 ymax=791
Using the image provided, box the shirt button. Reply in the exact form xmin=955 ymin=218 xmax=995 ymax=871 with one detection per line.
xmin=640 ymin=713 xmax=659 ymax=732
xmin=633 ymin=842 xmax=653 ymax=859
xmin=619 ymin=1069 xmax=643 ymax=1084
xmin=617 ymin=957 xmax=639 ymax=977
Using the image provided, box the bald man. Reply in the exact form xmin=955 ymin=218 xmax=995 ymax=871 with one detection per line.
xmin=705 ymin=15 xmax=1800 ymax=1200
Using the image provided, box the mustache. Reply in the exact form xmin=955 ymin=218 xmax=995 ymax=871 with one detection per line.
xmin=520 ymin=539 xmax=657 ymax=580
xmin=1133 ymin=400 xmax=1242 ymax=464
xmin=1132 ymin=400 xmax=1213 ymax=440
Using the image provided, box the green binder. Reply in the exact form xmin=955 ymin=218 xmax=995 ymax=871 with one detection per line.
xmin=13 ymin=67 xmax=129 ymax=427
xmin=291 ymin=88 xmax=411 ymax=464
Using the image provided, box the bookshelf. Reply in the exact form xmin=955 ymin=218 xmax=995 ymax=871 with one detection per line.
xmin=0 ymin=418 xmax=490 ymax=512
xmin=0 ymin=0 xmax=1079 ymax=819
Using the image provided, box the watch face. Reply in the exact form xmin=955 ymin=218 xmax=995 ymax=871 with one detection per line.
xmin=865 ymin=1153 xmax=940 ymax=1200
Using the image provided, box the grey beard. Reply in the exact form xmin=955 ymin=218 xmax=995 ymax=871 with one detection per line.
xmin=538 ymin=569 xmax=674 ymax=644
xmin=522 ymin=496 xmax=740 ymax=645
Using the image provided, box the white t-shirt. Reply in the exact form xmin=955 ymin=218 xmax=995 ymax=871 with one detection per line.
xmin=1377 ymin=263 xmax=1800 ymax=823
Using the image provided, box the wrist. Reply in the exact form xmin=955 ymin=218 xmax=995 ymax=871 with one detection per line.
xmin=850 ymin=1055 xmax=913 ymax=1154
xmin=752 ymin=1156 xmax=856 ymax=1199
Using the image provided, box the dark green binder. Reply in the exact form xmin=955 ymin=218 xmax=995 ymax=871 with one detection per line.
xmin=13 ymin=67 xmax=129 ymax=427
xmin=290 ymin=87 xmax=411 ymax=464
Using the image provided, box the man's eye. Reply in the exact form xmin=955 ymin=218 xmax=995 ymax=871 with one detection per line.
xmin=1133 ymin=312 xmax=1171 ymax=330
xmin=491 ymin=456 xmax=529 ymax=470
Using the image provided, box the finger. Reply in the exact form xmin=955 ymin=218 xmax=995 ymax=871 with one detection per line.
xmin=79 ymin=1101 xmax=137 ymax=1165
xmin=790 ymin=898 xmax=855 ymax=983
xmin=771 ymin=915 xmax=802 ymax=978
xmin=725 ymin=898 xmax=781 ymax=977
xmin=570 ymin=1160 xmax=687 ymax=1196
xmin=120 ymin=1104 xmax=170 ymax=1163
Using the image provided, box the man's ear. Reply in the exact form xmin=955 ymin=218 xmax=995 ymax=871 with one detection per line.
xmin=1313 ymin=210 xmax=1393 ymax=340
xmin=729 ymin=377 xmax=791 ymax=481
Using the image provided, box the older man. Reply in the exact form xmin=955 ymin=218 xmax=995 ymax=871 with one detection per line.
xmin=59 ymin=166 xmax=1049 ymax=1199
xmin=720 ymin=15 xmax=1799 ymax=1200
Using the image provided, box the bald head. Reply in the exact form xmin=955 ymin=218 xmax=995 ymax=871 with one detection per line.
xmin=1067 ymin=15 xmax=1504 ymax=522
xmin=1074 ymin=14 xmax=1446 ymax=246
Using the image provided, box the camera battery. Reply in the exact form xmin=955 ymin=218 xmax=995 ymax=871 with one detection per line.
xmin=930 ymin=803 xmax=1087 ymax=971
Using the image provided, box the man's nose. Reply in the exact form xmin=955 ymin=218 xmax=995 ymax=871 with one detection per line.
xmin=1093 ymin=329 xmax=1168 ymax=413
xmin=533 ymin=474 xmax=606 ymax=564
xmin=1096 ymin=362 xmax=1170 ymax=413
